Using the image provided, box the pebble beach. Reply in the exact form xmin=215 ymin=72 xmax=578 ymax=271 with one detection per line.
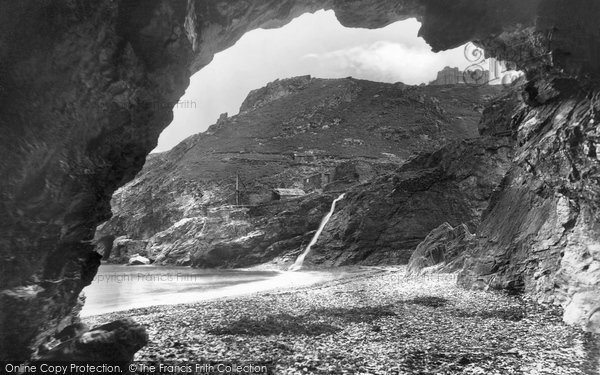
xmin=84 ymin=267 xmax=600 ymax=375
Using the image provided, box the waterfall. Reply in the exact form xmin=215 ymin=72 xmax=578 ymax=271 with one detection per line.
xmin=289 ymin=193 xmax=346 ymax=271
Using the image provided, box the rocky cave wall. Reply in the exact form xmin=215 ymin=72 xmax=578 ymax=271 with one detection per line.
xmin=1 ymin=0 xmax=599 ymax=360
xmin=458 ymin=83 xmax=600 ymax=333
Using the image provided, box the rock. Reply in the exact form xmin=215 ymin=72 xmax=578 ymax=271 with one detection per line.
xmin=589 ymin=309 xmax=600 ymax=333
xmin=93 ymin=235 xmax=116 ymax=260
xmin=406 ymin=223 xmax=476 ymax=277
xmin=458 ymin=81 xmax=600 ymax=332
xmin=217 ymin=112 xmax=228 ymax=125
xmin=190 ymin=195 xmax=333 ymax=268
xmin=128 ymin=255 xmax=151 ymax=266
xmin=563 ymin=292 xmax=600 ymax=334
xmin=37 ymin=318 xmax=148 ymax=362
xmin=477 ymin=87 xmax=526 ymax=137
xmin=111 ymin=237 xmax=149 ymax=264
xmin=239 ymin=75 xmax=312 ymax=113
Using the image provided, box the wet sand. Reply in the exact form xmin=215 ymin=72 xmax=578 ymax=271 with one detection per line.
xmin=81 ymin=264 xmax=380 ymax=316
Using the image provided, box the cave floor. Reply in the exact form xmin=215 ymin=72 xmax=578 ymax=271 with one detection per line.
xmin=84 ymin=267 xmax=599 ymax=375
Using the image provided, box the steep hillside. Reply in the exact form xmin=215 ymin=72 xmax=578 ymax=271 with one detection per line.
xmin=95 ymin=76 xmax=503 ymax=268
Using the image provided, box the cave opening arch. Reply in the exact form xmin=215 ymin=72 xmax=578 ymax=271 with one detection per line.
xmin=1 ymin=0 xmax=598 ymax=361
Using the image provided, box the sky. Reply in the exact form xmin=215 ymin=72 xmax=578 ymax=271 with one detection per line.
xmin=153 ymin=10 xmax=487 ymax=153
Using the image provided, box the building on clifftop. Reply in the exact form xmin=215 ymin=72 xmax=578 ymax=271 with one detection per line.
xmin=430 ymin=66 xmax=490 ymax=86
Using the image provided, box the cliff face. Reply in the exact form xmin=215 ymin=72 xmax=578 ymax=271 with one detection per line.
xmin=98 ymin=77 xmax=500 ymax=269
xmin=2 ymin=0 xmax=600 ymax=360
xmin=459 ymin=82 xmax=600 ymax=333
xmin=306 ymin=136 xmax=512 ymax=266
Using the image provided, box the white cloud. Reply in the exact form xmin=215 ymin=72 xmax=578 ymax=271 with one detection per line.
xmin=303 ymin=41 xmax=458 ymax=85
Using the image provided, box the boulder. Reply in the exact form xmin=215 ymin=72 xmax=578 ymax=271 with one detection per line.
xmin=93 ymin=235 xmax=116 ymax=260
xmin=110 ymin=237 xmax=149 ymax=263
xmin=563 ymin=291 xmax=600 ymax=334
xmin=37 ymin=318 xmax=147 ymax=362
xmin=128 ymin=255 xmax=151 ymax=266
xmin=406 ymin=223 xmax=476 ymax=277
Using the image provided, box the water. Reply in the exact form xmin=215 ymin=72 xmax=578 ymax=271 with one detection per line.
xmin=80 ymin=264 xmax=336 ymax=316
xmin=289 ymin=193 xmax=345 ymax=271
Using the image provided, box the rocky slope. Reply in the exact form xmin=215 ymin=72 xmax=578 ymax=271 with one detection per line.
xmin=96 ymin=76 xmax=503 ymax=268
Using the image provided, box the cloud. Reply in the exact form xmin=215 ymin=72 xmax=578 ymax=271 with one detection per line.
xmin=302 ymin=41 xmax=447 ymax=84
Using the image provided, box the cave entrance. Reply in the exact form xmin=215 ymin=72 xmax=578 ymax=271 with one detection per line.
xmin=1 ymin=1 xmax=540 ymax=363
xmin=6 ymin=1 xmax=599 ymax=366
